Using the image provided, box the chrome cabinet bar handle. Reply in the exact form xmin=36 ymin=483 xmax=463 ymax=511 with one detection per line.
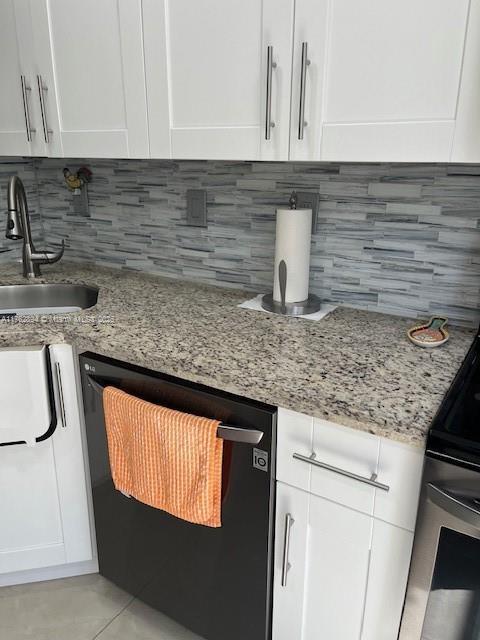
xmin=265 ymin=45 xmax=277 ymax=140
xmin=37 ymin=75 xmax=52 ymax=143
xmin=281 ymin=513 xmax=294 ymax=587
xmin=55 ymin=362 xmax=67 ymax=428
xmin=293 ymin=452 xmax=390 ymax=492
xmin=20 ymin=76 xmax=35 ymax=142
xmin=297 ymin=42 xmax=310 ymax=140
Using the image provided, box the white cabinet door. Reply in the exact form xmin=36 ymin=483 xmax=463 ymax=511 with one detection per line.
xmin=290 ymin=0 xmax=470 ymax=162
xmin=0 ymin=435 xmax=66 ymax=574
xmin=273 ymin=480 xmax=416 ymax=640
xmin=28 ymin=0 xmax=149 ymax=158
xmin=303 ymin=493 xmax=372 ymax=640
xmin=273 ymin=482 xmax=373 ymax=640
xmin=143 ymin=0 xmax=294 ymax=160
xmin=272 ymin=483 xmax=309 ymax=640
xmin=0 ymin=345 xmax=93 ymax=578
xmin=0 ymin=1 xmax=35 ymax=156
xmin=49 ymin=344 xmax=93 ymax=565
xmin=452 ymin=0 xmax=480 ymax=161
xmin=361 ymin=520 xmax=413 ymax=640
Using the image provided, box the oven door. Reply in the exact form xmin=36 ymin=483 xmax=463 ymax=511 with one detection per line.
xmin=399 ymin=455 xmax=480 ymax=640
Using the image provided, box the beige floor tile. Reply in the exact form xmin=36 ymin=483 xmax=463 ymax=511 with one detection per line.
xmin=97 ymin=598 xmax=205 ymax=640
xmin=0 ymin=573 xmax=107 ymax=598
xmin=0 ymin=618 xmax=111 ymax=640
xmin=0 ymin=573 xmax=132 ymax=633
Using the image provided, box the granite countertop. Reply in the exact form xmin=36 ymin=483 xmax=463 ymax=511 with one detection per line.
xmin=0 ymin=262 xmax=475 ymax=448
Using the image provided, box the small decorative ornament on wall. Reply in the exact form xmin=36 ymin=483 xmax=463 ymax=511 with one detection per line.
xmin=63 ymin=166 xmax=93 ymax=216
xmin=407 ymin=317 xmax=450 ymax=348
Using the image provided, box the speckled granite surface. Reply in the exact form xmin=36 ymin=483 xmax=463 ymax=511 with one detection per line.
xmin=0 ymin=262 xmax=475 ymax=447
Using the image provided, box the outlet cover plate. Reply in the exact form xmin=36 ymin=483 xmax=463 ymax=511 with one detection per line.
xmin=186 ymin=189 xmax=207 ymax=227
xmin=296 ymin=191 xmax=319 ymax=234
xmin=72 ymin=186 xmax=89 ymax=216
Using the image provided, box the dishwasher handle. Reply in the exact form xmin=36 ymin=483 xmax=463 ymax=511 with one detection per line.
xmin=87 ymin=375 xmax=264 ymax=445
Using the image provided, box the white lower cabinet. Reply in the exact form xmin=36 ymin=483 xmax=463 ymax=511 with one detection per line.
xmin=0 ymin=344 xmax=95 ymax=583
xmin=361 ymin=520 xmax=413 ymax=640
xmin=304 ymin=496 xmax=372 ymax=640
xmin=273 ymin=483 xmax=371 ymax=640
xmin=273 ymin=482 xmax=414 ymax=640
xmin=273 ymin=483 xmax=309 ymax=640
xmin=273 ymin=409 xmax=423 ymax=640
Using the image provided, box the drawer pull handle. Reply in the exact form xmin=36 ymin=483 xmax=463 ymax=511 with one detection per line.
xmin=292 ymin=452 xmax=390 ymax=492
xmin=297 ymin=41 xmax=310 ymax=140
xmin=265 ymin=45 xmax=277 ymax=140
xmin=37 ymin=75 xmax=53 ymax=144
xmin=55 ymin=362 xmax=67 ymax=428
xmin=20 ymin=75 xmax=35 ymax=142
xmin=281 ymin=512 xmax=294 ymax=587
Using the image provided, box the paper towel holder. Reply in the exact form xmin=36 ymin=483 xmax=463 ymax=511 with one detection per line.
xmin=261 ymin=287 xmax=321 ymax=317
xmin=261 ymin=192 xmax=321 ymax=317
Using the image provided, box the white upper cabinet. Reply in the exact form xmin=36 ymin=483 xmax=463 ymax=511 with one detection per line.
xmin=290 ymin=0 xmax=472 ymax=162
xmin=0 ymin=1 xmax=37 ymax=156
xmin=2 ymin=0 xmax=480 ymax=161
xmin=27 ymin=0 xmax=149 ymax=158
xmin=452 ymin=0 xmax=480 ymax=161
xmin=143 ymin=0 xmax=294 ymax=160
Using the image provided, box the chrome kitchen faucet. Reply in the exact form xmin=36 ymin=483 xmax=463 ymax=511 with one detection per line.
xmin=6 ymin=175 xmax=64 ymax=278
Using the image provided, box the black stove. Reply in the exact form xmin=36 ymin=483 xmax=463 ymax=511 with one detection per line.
xmin=428 ymin=331 xmax=480 ymax=470
xmin=400 ymin=331 xmax=480 ymax=639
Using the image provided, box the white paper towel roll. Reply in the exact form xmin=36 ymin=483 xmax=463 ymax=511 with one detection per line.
xmin=273 ymin=208 xmax=312 ymax=303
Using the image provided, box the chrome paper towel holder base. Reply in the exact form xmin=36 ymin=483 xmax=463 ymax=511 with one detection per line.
xmin=261 ymin=292 xmax=321 ymax=317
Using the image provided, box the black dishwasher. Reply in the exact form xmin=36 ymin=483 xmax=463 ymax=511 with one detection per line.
xmin=79 ymin=352 xmax=277 ymax=640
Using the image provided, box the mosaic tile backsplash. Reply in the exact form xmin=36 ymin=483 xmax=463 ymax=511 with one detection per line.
xmin=0 ymin=157 xmax=479 ymax=326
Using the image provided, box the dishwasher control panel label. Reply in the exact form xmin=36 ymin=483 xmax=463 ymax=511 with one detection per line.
xmin=253 ymin=448 xmax=268 ymax=472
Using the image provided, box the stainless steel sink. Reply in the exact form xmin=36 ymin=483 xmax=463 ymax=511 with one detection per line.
xmin=0 ymin=283 xmax=99 ymax=316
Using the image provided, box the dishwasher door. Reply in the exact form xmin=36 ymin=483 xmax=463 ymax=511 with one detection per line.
xmin=79 ymin=352 xmax=276 ymax=640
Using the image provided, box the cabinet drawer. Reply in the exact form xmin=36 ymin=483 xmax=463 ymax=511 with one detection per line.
xmin=276 ymin=408 xmax=314 ymax=491
xmin=277 ymin=409 xmax=423 ymax=523
xmin=277 ymin=408 xmax=381 ymax=515
xmin=310 ymin=418 xmax=380 ymax=515
xmin=374 ymin=438 xmax=424 ymax=531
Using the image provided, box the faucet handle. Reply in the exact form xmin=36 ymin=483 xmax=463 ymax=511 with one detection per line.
xmin=43 ymin=239 xmax=65 ymax=264
xmin=32 ymin=240 xmax=65 ymax=265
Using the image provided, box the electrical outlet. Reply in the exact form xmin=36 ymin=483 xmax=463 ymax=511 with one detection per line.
xmin=186 ymin=189 xmax=207 ymax=227
xmin=296 ymin=191 xmax=319 ymax=234
xmin=72 ymin=186 xmax=89 ymax=216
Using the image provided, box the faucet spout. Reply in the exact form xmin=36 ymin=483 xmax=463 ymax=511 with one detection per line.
xmin=5 ymin=175 xmax=65 ymax=278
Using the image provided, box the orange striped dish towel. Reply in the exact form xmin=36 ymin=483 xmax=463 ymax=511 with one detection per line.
xmin=102 ymin=386 xmax=223 ymax=528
